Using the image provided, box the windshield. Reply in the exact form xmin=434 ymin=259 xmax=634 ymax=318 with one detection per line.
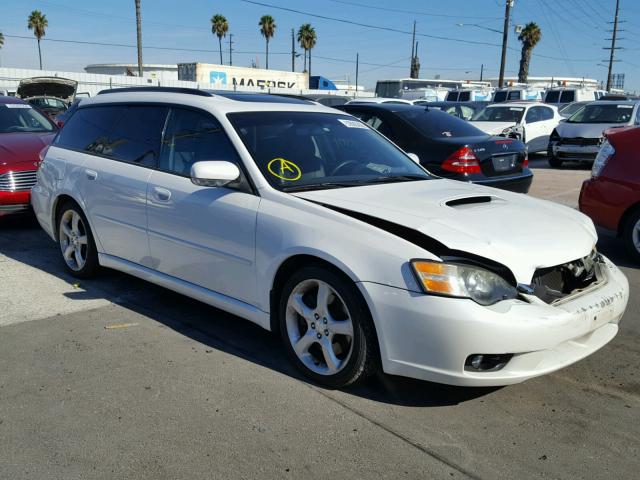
xmin=0 ymin=103 xmax=56 ymax=133
xmin=567 ymin=103 xmax=634 ymax=124
xmin=398 ymin=108 xmax=487 ymax=137
xmin=560 ymin=102 xmax=586 ymax=117
xmin=228 ymin=112 xmax=430 ymax=192
xmin=471 ymin=106 xmax=524 ymax=123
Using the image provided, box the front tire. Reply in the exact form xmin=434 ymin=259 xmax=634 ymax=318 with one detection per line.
xmin=57 ymin=202 xmax=99 ymax=278
xmin=278 ymin=266 xmax=379 ymax=388
xmin=623 ymin=209 xmax=640 ymax=264
xmin=548 ymin=156 xmax=563 ymax=168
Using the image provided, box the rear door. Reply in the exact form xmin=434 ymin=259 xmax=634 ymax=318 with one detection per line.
xmin=57 ymin=104 xmax=168 ymax=266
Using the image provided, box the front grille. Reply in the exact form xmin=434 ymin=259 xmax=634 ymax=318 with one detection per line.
xmin=0 ymin=170 xmax=38 ymax=192
xmin=560 ymin=137 xmax=601 ymax=146
xmin=531 ymin=251 xmax=603 ymax=304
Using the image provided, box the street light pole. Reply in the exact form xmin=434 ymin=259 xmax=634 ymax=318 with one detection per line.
xmin=498 ymin=0 xmax=513 ymax=88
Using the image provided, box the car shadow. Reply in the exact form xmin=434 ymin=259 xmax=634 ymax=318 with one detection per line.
xmin=528 ymin=153 xmax=592 ymax=170
xmin=0 ymin=214 xmax=497 ymax=407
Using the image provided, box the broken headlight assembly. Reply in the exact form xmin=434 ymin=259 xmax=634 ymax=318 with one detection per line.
xmin=411 ymin=260 xmax=518 ymax=306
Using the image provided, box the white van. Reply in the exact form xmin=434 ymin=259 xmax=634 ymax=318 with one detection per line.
xmin=544 ymin=88 xmax=601 ymax=108
xmin=445 ymin=89 xmax=494 ymax=102
xmin=492 ymin=87 xmax=545 ymax=103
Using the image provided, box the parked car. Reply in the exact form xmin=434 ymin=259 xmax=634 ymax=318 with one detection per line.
xmin=544 ymin=87 xmax=602 ymax=109
xmin=579 ymin=126 xmax=640 ymax=263
xmin=470 ymin=102 xmax=562 ymax=153
xmin=338 ymin=103 xmax=532 ymax=193
xmin=548 ymin=100 xmax=640 ymax=167
xmin=16 ymin=76 xmax=78 ymax=121
xmin=346 ymin=97 xmax=413 ymax=105
xmin=559 ymin=101 xmax=589 ymax=118
xmin=54 ymin=98 xmax=83 ymax=128
xmin=0 ymin=96 xmax=57 ymax=216
xmin=32 ymin=87 xmax=629 ymax=388
xmin=302 ymin=94 xmax=350 ymax=107
xmin=410 ymin=101 xmax=489 ymax=120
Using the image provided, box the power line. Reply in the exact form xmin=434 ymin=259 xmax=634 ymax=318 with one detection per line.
xmin=238 ymin=0 xmax=504 ymax=47
xmin=327 ymin=0 xmax=502 ymax=20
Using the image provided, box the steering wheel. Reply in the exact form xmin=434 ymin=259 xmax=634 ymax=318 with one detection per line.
xmin=330 ymin=160 xmax=361 ymax=176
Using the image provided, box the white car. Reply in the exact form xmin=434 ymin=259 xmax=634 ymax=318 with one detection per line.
xmin=470 ymin=102 xmax=562 ymax=153
xmin=31 ymin=88 xmax=629 ymax=388
xmin=548 ymin=100 xmax=640 ymax=167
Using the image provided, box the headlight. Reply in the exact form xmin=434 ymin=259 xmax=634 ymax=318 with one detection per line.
xmin=411 ymin=260 xmax=517 ymax=306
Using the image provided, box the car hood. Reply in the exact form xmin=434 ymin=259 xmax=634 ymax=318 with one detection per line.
xmin=0 ymin=132 xmax=56 ymax=169
xmin=293 ymin=179 xmax=596 ymax=283
xmin=469 ymin=121 xmax=516 ymax=135
xmin=17 ymin=77 xmax=78 ymax=103
xmin=556 ymin=122 xmax=627 ymax=139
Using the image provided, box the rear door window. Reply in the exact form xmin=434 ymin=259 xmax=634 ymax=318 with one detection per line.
xmin=55 ymin=105 xmax=168 ymax=167
xmin=540 ymin=107 xmax=555 ymax=120
xmin=458 ymin=92 xmax=471 ymax=102
xmin=507 ymin=91 xmax=521 ymax=100
xmin=545 ymin=91 xmax=560 ymax=103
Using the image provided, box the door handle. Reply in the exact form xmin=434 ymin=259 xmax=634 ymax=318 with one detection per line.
xmin=152 ymin=186 xmax=172 ymax=202
xmin=85 ymin=169 xmax=98 ymax=181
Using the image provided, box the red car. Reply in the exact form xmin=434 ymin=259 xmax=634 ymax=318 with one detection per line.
xmin=0 ymin=96 xmax=57 ymax=216
xmin=579 ymin=126 xmax=640 ymax=263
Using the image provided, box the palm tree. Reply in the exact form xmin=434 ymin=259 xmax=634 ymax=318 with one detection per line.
xmin=259 ymin=15 xmax=276 ymax=69
xmin=517 ymin=22 xmax=542 ymax=84
xmin=211 ymin=14 xmax=229 ymax=65
xmin=297 ymin=24 xmax=317 ymax=76
xmin=28 ymin=10 xmax=48 ymax=70
xmin=135 ymin=0 xmax=143 ymax=76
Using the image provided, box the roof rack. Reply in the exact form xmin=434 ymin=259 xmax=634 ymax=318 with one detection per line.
xmin=97 ymin=87 xmax=213 ymax=97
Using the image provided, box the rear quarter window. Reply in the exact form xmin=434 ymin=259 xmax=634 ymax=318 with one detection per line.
xmin=398 ymin=109 xmax=487 ymax=138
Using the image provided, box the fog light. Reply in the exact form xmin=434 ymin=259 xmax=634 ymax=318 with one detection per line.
xmin=465 ymin=353 xmax=513 ymax=372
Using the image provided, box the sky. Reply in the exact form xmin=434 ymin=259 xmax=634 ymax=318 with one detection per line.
xmin=1 ymin=0 xmax=639 ymax=91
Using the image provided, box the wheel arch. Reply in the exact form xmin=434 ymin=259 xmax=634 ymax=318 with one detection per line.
xmin=269 ymin=254 xmax=365 ymax=334
xmin=618 ymin=201 xmax=640 ymax=237
xmin=51 ymin=193 xmax=83 ymax=238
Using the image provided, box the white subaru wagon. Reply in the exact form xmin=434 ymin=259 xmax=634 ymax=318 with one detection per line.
xmin=31 ymin=88 xmax=629 ymax=388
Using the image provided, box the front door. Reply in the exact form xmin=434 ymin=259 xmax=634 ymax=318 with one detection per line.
xmin=146 ymin=107 xmax=260 ymax=305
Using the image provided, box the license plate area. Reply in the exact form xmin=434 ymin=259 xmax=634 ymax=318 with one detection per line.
xmin=492 ymin=154 xmax=518 ymax=172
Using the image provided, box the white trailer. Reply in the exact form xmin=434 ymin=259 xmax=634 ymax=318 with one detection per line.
xmin=177 ymin=63 xmax=308 ymax=90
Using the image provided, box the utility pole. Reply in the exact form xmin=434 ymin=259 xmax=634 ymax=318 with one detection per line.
xmin=410 ymin=20 xmax=416 ymax=77
xmin=498 ymin=0 xmax=513 ymax=88
xmin=605 ymin=0 xmax=621 ymax=92
xmin=291 ymin=28 xmax=295 ymax=72
xmin=480 ymin=63 xmax=484 ymax=82
xmin=134 ymin=0 xmax=143 ymax=77
xmin=228 ymin=33 xmax=234 ymax=66
xmin=355 ymin=52 xmax=359 ymax=98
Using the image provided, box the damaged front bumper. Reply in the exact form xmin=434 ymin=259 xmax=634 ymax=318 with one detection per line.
xmin=357 ymin=255 xmax=629 ymax=386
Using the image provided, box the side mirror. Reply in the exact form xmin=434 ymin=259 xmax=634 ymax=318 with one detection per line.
xmin=407 ymin=152 xmax=421 ymax=164
xmin=190 ymin=161 xmax=240 ymax=187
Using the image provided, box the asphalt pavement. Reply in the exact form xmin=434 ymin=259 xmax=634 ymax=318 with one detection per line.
xmin=1 ymin=161 xmax=638 ymax=480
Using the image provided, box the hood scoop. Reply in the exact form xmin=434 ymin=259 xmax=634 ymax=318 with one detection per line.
xmin=445 ymin=195 xmax=495 ymax=208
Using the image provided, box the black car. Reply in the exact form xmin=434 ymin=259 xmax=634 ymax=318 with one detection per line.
xmin=337 ymin=103 xmax=533 ymax=193
xmin=411 ymin=101 xmax=489 ymax=120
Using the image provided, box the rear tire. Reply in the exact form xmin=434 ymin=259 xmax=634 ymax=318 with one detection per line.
xmin=548 ymin=156 xmax=563 ymax=168
xmin=278 ymin=266 xmax=379 ymax=388
xmin=622 ymin=209 xmax=640 ymax=264
xmin=57 ymin=201 xmax=100 ymax=278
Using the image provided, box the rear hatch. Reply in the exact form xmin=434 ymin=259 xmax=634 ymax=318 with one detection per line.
xmin=17 ymin=77 xmax=78 ymax=103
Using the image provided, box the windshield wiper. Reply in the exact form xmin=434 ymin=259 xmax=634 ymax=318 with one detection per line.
xmin=358 ymin=175 xmax=429 ymax=184
xmin=281 ymin=182 xmax=361 ymax=192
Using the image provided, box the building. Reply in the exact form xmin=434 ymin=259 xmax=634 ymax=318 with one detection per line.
xmin=84 ymin=64 xmax=178 ymax=82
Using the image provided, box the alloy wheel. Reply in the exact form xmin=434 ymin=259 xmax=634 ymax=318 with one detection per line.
xmin=285 ymin=279 xmax=354 ymax=376
xmin=59 ymin=209 xmax=88 ymax=271
xmin=633 ymin=218 xmax=640 ymax=253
